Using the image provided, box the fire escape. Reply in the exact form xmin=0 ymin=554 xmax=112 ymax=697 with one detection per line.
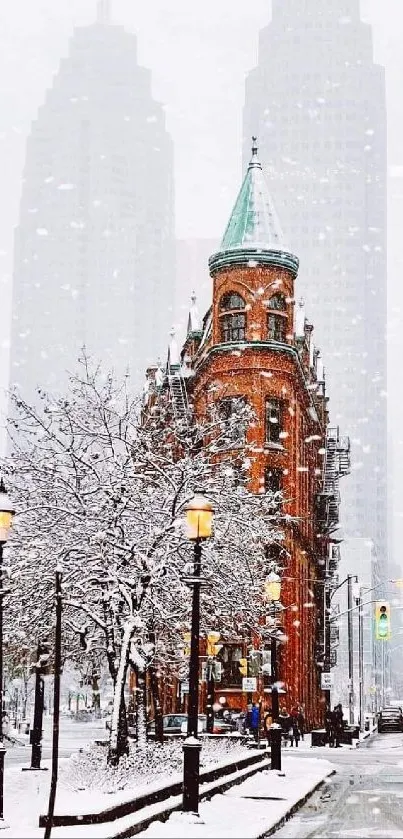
xmin=316 ymin=426 xmax=351 ymax=535
xmin=168 ymin=370 xmax=189 ymax=427
xmin=315 ymin=427 xmax=351 ymax=671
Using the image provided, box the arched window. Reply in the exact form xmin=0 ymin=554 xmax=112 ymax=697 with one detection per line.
xmin=219 ymin=291 xmax=246 ymax=342
xmin=219 ymin=292 xmax=245 ymax=312
xmin=267 ymin=294 xmax=287 ymax=342
xmin=268 ymin=294 xmax=286 ymax=311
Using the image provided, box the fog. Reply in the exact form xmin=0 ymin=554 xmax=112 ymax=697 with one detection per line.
xmin=0 ymin=0 xmax=402 ymax=562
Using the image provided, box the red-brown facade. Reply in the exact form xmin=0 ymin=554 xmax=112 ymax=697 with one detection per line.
xmin=145 ymin=142 xmax=350 ymax=730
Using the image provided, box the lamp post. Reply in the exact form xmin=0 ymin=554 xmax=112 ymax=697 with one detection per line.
xmin=265 ymin=572 xmax=282 ymax=771
xmin=182 ymin=493 xmax=213 ymax=816
xmin=0 ymin=479 xmax=15 ymax=825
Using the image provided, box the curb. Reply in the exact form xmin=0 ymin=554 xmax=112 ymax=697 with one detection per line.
xmin=111 ymin=757 xmax=273 ymax=839
xmin=255 ymin=769 xmax=336 ymax=838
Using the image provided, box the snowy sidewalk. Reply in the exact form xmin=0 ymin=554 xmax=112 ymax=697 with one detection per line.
xmin=137 ymin=756 xmax=334 ymax=839
xmin=1 ymin=752 xmax=334 ymax=839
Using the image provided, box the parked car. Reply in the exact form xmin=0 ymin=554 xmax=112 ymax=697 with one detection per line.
xmin=147 ymin=713 xmax=233 ymax=737
xmin=378 ymin=706 xmax=403 ymax=733
xmin=147 ymin=714 xmax=207 ymax=736
xmin=209 ymin=717 xmax=233 ymax=735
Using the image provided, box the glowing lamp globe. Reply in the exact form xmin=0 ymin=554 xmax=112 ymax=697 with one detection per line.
xmin=0 ymin=480 xmax=15 ymax=543
xmin=265 ymin=571 xmax=282 ymax=603
xmin=186 ymin=493 xmax=213 ymax=541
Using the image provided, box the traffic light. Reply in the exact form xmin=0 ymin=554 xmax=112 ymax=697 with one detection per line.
xmin=207 ymin=631 xmax=223 ymax=657
xmin=375 ymin=601 xmax=391 ymax=641
xmin=238 ymin=658 xmax=248 ymax=676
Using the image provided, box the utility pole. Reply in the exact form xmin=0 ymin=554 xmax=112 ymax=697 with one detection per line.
xmin=323 ymin=549 xmax=332 ymax=712
xmin=358 ymin=590 xmax=364 ymax=733
xmin=347 ymin=575 xmax=354 ymax=724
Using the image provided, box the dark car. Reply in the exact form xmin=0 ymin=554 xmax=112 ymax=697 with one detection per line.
xmin=378 ymin=706 xmax=403 ymax=733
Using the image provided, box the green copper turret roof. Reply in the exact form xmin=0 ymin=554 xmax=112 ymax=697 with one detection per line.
xmin=209 ymin=138 xmax=299 ymax=277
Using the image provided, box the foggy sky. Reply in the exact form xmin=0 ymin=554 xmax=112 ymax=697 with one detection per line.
xmin=1 ymin=1 xmax=402 ymax=522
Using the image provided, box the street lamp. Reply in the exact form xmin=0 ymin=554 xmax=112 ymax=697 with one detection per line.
xmin=182 ymin=493 xmax=213 ymax=815
xmin=265 ymin=571 xmax=282 ymax=771
xmin=0 ymin=479 xmax=15 ymax=825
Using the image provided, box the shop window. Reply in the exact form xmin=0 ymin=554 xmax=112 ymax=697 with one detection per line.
xmin=216 ymin=644 xmax=243 ymax=688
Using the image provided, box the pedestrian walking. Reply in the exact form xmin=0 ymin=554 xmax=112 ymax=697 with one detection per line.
xmin=263 ymin=707 xmax=272 ymax=746
xmin=279 ymin=706 xmax=291 ymax=747
xmin=289 ymin=713 xmax=301 ymax=747
xmin=333 ymin=703 xmax=344 ymax=748
xmin=324 ymin=704 xmax=333 ymax=747
xmin=297 ymin=705 xmax=306 ymax=740
xmin=250 ymin=702 xmax=260 ymax=742
xmin=237 ymin=711 xmax=246 ymax=735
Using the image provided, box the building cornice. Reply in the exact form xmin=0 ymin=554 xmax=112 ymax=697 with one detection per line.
xmin=193 ymin=340 xmax=323 ymax=428
xmin=208 ymin=247 xmax=299 ymax=277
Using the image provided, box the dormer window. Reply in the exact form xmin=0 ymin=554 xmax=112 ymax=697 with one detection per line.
xmin=219 ymin=292 xmax=246 ymax=343
xmin=267 ymin=294 xmax=287 ymax=342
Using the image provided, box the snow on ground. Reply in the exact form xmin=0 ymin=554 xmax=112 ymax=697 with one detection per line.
xmin=137 ymin=757 xmax=334 ymax=839
xmin=60 ymin=736 xmax=249 ymax=797
xmin=0 ymin=736 xmax=251 ymax=837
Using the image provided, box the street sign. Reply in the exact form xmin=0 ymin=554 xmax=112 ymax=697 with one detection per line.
xmin=321 ymin=672 xmax=334 ymax=690
xmin=242 ymin=677 xmax=257 ymax=692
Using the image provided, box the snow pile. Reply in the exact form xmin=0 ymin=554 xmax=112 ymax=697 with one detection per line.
xmin=60 ymin=738 xmax=249 ymax=796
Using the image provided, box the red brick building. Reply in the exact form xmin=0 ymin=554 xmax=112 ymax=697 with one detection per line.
xmin=146 ymin=140 xmax=350 ymax=728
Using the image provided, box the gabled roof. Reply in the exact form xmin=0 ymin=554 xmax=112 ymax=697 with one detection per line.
xmin=209 ymin=138 xmax=299 ymax=277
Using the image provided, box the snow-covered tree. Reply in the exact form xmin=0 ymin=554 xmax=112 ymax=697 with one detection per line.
xmin=2 ymin=355 xmax=286 ymax=764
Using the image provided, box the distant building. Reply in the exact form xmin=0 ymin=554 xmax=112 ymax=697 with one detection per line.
xmin=147 ymin=142 xmax=350 ymax=726
xmin=10 ymin=5 xmax=175 ymax=401
xmin=243 ymin=0 xmax=387 ymax=587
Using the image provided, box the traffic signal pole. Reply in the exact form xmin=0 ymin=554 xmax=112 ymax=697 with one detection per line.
xmin=358 ymin=590 xmax=364 ymax=733
xmin=347 ymin=576 xmax=354 ymax=725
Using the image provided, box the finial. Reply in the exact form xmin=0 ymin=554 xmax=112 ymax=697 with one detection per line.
xmin=169 ymin=325 xmax=176 ymax=339
xmin=191 ymin=290 xmax=197 ymax=305
xmin=252 ymin=136 xmax=258 ymax=157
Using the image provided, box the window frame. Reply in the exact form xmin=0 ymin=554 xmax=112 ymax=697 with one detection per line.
xmin=267 ymin=313 xmax=286 ymax=342
xmin=219 ymin=291 xmax=247 ymax=343
xmin=265 ymin=467 xmax=283 ymax=496
xmin=265 ymin=398 xmax=283 ymax=444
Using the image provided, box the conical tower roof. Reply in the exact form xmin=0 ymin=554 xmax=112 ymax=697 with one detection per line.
xmin=209 ymin=138 xmax=299 ymax=277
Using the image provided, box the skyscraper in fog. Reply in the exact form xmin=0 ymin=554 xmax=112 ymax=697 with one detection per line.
xmin=10 ymin=5 xmax=175 ymax=399
xmin=244 ymin=0 xmax=387 ymax=573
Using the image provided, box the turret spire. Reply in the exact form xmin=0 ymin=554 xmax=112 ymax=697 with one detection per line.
xmin=209 ymin=136 xmax=299 ymax=277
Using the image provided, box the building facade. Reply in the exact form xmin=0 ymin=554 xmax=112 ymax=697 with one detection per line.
xmin=147 ymin=142 xmax=350 ymax=727
xmin=10 ymin=5 xmax=175 ymax=402
xmin=243 ymin=1 xmax=387 ymax=591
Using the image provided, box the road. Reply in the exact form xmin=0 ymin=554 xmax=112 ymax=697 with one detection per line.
xmin=269 ymin=732 xmax=403 ymax=838
xmin=4 ymin=717 xmax=107 ymax=768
